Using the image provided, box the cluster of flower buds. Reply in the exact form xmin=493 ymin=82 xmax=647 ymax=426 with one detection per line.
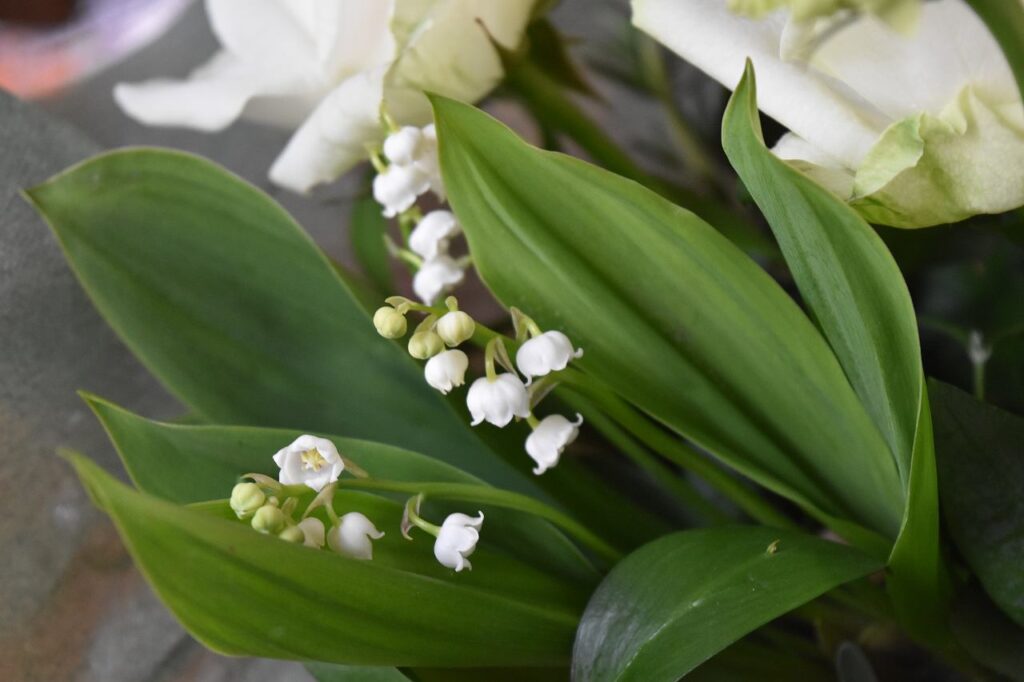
xmin=228 ymin=434 xmax=483 ymax=571
xmin=372 ymin=298 xmax=585 ymax=475
xmin=372 ymin=123 xmax=469 ymax=305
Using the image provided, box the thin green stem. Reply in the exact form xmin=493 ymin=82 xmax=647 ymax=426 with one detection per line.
xmin=561 ymin=369 xmax=798 ymax=531
xmin=972 ymin=360 xmax=986 ymax=401
xmin=333 ymin=478 xmax=623 ymax=563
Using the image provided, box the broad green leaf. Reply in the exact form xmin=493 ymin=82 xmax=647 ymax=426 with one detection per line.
xmin=572 ymin=527 xmax=881 ymax=681
xmin=932 ymin=379 xmax=1024 ymax=628
xmin=950 ymin=586 xmax=1024 ymax=681
xmin=83 ymin=393 xmax=598 ymax=584
xmin=431 ymin=95 xmax=903 ymax=541
xmin=720 ymin=63 xmax=946 ymax=635
xmin=306 ymin=663 xmax=409 ymax=682
xmin=350 ymin=193 xmax=394 ymax=296
xmin=66 ymin=452 xmax=587 ymax=667
xmin=24 ymin=149 xmax=528 ymax=493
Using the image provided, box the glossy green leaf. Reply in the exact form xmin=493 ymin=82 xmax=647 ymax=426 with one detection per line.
xmin=572 ymin=527 xmax=881 ymax=681
xmin=932 ymin=379 xmax=1024 ymax=628
xmin=83 ymin=393 xmax=598 ymax=584
xmin=25 ymin=149 xmax=529 ymax=493
xmin=350 ymin=193 xmax=394 ymax=296
xmin=66 ymin=452 xmax=587 ymax=667
xmin=432 ymin=95 xmax=902 ymax=540
xmin=720 ymin=63 xmax=946 ymax=634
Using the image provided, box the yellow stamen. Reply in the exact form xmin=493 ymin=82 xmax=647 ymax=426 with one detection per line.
xmin=301 ymin=448 xmax=328 ymax=472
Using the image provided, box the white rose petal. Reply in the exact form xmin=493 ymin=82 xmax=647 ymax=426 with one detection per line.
xmin=525 ymin=414 xmax=583 ymax=475
xmin=413 ymin=256 xmax=465 ymax=304
xmin=433 ymin=511 xmax=484 ymax=572
xmin=272 ymin=434 xmax=345 ymax=492
xmin=409 ymin=210 xmax=461 ymax=260
xmin=327 ymin=512 xmax=385 ymax=560
xmin=424 ymin=350 xmax=469 ymax=394
xmin=515 ymin=331 xmax=583 ymax=383
xmin=466 ymin=374 xmax=530 ymax=427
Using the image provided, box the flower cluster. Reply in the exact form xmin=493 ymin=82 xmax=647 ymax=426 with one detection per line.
xmin=228 ymin=434 xmax=483 ymax=570
xmin=372 ymin=125 xmax=469 ymax=305
xmin=373 ymin=297 xmax=585 ymax=475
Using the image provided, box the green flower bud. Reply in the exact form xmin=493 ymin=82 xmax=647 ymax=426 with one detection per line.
xmin=373 ymin=306 xmax=407 ymax=339
xmin=408 ymin=330 xmax=445 ymax=359
xmin=229 ymin=482 xmax=266 ymax=519
xmin=435 ymin=311 xmax=475 ymax=347
xmin=251 ymin=504 xmax=286 ymax=534
xmin=278 ymin=525 xmax=305 ymax=543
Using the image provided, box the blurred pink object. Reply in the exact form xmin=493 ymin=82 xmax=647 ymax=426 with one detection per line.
xmin=0 ymin=0 xmax=191 ymax=99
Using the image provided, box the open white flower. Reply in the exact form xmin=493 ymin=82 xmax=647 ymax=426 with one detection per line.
xmin=525 ymin=414 xmax=583 ymax=475
xmin=515 ymin=331 xmax=583 ymax=382
xmin=328 ymin=512 xmax=385 ymax=560
xmin=409 ymin=210 xmax=461 ymax=260
xmin=433 ymin=511 xmax=484 ymax=572
xmin=424 ymin=349 xmax=469 ymax=394
xmin=298 ymin=517 xmax=326 ymax=549
xmin=373 ymin=163 xmax=431 ymax=218
xmin=272 ymin=434 xmax=345 ymax=492
xmin=114 ymin=0 xmax=539 ymax=193
xmin=467 ymin=374 xmax=531 ymax=427
xmin=632 ymin=0 xmax=1024 ymax=227
xmin=413 ymin=256 xmax=465 ymax=304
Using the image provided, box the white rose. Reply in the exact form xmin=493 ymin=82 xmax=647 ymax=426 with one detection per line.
xmin=114 ymin=0 xmax=540 ymax=193
xmin=632 ymin=0 xmax=1024 ymax=227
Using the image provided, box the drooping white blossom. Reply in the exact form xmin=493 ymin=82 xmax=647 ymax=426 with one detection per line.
xmin=373 ymin=162 xmax=430 ymax=218
xmin=515 ymin=331 xmax=583 ymax=383
xmin=417 ymin=123 xmax=445 ymax=199
xmin=383 ymin=125 xmax=426 ymax=166
xmin=632 ymin=0 xmax=1024 ymax=227
xmin=114 ymin=0 xmax=540 ymax=193
xmin=327 ymin=512 xmax=385 ymax=560
xmin=272 ymin=434 xmax=345 ymax=492
xmin=409 ymin=210 xmax=461 ymax=260
xmin=433 ymin=511 xmax=484 ymax=572
xmin=424 ymin=349 xmax=469 ymax=394
xmin=413 ymin=256 xmax=465 ymax=304
xmin=298 ymin=517 xmax=326 ymax=549
xmin=525 ymin=414 xmax=584 ymax=475
xmin=466 ymin=374 xmax=531 ymax=427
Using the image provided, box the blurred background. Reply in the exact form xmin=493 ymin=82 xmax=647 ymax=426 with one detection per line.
xmin=1 ymin=1 xmax=1020 ymax=680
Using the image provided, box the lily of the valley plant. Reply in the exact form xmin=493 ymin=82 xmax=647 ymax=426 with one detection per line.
xmin=22 ymin=0 xmax=1024 ymax=680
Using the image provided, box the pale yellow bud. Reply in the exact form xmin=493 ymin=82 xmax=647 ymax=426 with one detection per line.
xmin=436 ymin=311 xmax=475 ymax=347
xmin=278 ymin=525 xmax=305 ymax=543
xmin=229 ymin=482 xmax=265 ymax=519
xmin=251 ymin=504 xmax=286 ymax=534
xmin=373 ymin=306 xmax=407 ymax=339
xmin=408 ymin=330 xmax=445 ymax=359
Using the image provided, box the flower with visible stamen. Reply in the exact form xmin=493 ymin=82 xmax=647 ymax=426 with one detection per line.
xmin=434 ymin=511 xmax=484 ymax=572
xmin=273 ymin=435 xmax=345 ymax=492
xmin=525 ymin=413 xmax=584 ymax=475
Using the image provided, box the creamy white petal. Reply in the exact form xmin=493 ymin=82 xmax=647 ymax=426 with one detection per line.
xmin=424 ymin=349 xmax=469 ymax=394
xmin=269 ymin=69 xmax=389 ymax=193
xmin=433 ymin=511 xmax=484 ymax=571
xmin=298 ymin=517 xmax=326 ymax=548
xmin=413 ymin=256 xmax=464 ymax=304
xmin=466 ymin=374 xmax=530 ymax=427
xmin=525 ymin=413 xmax=582 ymax=475
xmin=409 ymin=210 xmax=460 ymax=260
xmin=205 ymin=0 xmax=319 ymax=71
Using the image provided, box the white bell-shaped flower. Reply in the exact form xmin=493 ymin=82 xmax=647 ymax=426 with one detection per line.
xmin=424 ymin=349 xmax=469 ymax=394
xmin=383 ymin=126 xmax=425 ymax=166
xmin=413 ymin=256 xmax=465 ymax=304
xmin=515 ymin=331 xmax=583 ymax=382
xmin=417 ymin=123 xmax=445 ymax=200
xmin=298 ymin=517 xmax=326 ymax=549
xmin=272 ymin=434 xmax=345 ymax=492
xmin=409 ymin=210 xmax=461 ymax=260
xmin=373 ymin=163 xmax=430 ymax=218
xmin=525 ymin=414 xmax=584 ymax=475
xmin=327 ymin=512 xmax=385 ymax=560
xmin=433 ymin=511 xmax=484 ymax=572
xmin=466 ymin=374 xmax=530 ymax=427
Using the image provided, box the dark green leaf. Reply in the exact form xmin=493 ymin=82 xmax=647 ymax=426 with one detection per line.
xmin=932 ymin=379 xmax=1024 ymax=627
xmin=350 ymin=193 xmax=394 ymax=296
xmin=572 ymin=527 xmax=881 ymax=682
xmin=431 ymin=95 xmax=902 ymax=541
xmin=83 ymin=393 xmax=598 ymax=584
xmin=950 ymin=585 xmax=1024 ymax=681
xmin=66 ymin=451 xmax=586 ymax=667
xmin=721 ymin=63 xmax=946 ymax=635
xmin=25 ymin=149 xmax=531 ymax=493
